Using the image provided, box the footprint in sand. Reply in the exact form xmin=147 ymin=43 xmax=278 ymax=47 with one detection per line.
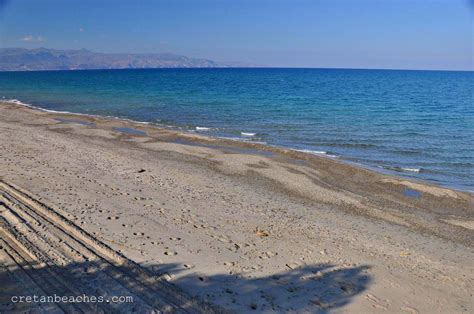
xmin=310 ymin=298 xmax=331 ymax=309
xmin=339 ymin=282 xmax=356 ymax=294
xmin=259 ymin=251 xmax=277 ymax=259
xmin=400 ymin=306 xmax=419 ymax=314
xmin=365 ymin=294 xmax=389 ymax=310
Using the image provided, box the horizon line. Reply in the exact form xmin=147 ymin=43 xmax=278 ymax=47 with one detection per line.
xmin=1 ymin=67 xmax=472 ymax=73
xmin=2 ymin=47 xmax=472 ymax=72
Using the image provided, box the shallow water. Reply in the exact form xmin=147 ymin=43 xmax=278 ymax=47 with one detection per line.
xmin=0 ymin=68 xmax=472 ymax=190
xmin=55 ymin=118 xmax=95 ymax=127
xmin=401 ymin=189 xmax=422 ymax=198
xmin=112 ymin=127 xmax=147 ymax=136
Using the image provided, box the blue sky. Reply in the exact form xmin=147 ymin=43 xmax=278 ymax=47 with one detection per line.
xmin=0 ymin=0 xmax=472 ymax=70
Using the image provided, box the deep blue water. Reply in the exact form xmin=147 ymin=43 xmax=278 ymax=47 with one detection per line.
xmin=0 ymin=68 xmax=472 ymax=191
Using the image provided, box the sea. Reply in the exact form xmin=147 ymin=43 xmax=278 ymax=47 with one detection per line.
xmin=0 ymin=68 xmax=472 ymax=191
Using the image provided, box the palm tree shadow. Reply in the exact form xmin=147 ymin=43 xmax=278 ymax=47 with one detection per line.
xmin=1 ymin=260 xmax=371 ymax=313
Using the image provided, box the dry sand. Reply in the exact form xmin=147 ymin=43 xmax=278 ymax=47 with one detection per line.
xmin=0 ymin=102 xmax=473 ymax=313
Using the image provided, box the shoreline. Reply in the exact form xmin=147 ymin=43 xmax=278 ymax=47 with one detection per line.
xmin=1 ymin=100 xmax=473 ymax=240
xmin=1 ymin=100 xmax=473 ymax=312
xmin=2 ymin=98 xmax=471 ymax=194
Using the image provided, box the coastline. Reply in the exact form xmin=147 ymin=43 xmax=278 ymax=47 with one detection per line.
xmin=3 ymin=98 xmax=471 ymax=193
xmin=1 ymin=100 xmax=473 ymax=241
xmin=1 ymin=100 xmax=473 ymax=312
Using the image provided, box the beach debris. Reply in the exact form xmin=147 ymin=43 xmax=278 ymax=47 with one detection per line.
xmin=285 ymin=262 xmax=301 ymax=270
xmin=400 ymin=250 xmax=411 ymax=257
xmin=255 ymin=228 xmax=269 ymax=237
xmin=164 ymin=251 xmax=177 ymax=256
xmin=198 ymin=275 xmax=208 ymax=282
xmin=138 ymin=169 xmax=146 ymax=173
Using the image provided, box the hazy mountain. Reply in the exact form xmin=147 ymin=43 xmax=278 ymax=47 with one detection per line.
xmin=0 ymin=48 xmax=237 ymax=71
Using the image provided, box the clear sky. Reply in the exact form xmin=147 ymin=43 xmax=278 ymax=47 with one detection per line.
xmin=0 ymin=0 xmax=472 ymax=70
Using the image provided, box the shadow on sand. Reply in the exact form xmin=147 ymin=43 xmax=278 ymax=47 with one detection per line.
xmin=0 ymin=260 xmax=371 ymax=313
xmin=165 ymin=263 xmax=372 ymax=313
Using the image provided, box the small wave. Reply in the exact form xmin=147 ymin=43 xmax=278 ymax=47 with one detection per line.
xmin=3 ymin=98 xmax=157 ymax=127
xmin=218 ymin=136 xmax=244 ymax=141
xmin=196 ymin=126 xmax=211 ymax=131
xmin=296 ymin=149 xmax=327 ymax=154
xmin=131 ymin=120 xmax=151 ymax=125
xmin=4 ymin=99 xmax=84 ymax=115
xmin=402 ymin=167 xmax=421 ymax=173
xmin=295 ymin=149 xmax=337 ymax=158
xmin=383 ymin=166 xmax=422 ymax=173
xmin=5 ymin=99 xmax=34 ymax=108
xmin=241 ymin=132 xmax=256 ymax=137
xmin=392 ymin=149 xmax=422 ymax=156
xmin=327 ymin=142 xmax=377 ymax=149
xmin=217 ymin=136 xmax=266 ymax=144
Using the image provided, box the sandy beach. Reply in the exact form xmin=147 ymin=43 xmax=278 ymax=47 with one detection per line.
xmin=0 ymin=101 xmax=473 ymax=313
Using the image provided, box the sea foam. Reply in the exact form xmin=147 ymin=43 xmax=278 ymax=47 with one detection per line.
xmin=241 ymin=132 xmax=256 ymax=137
xmin=295 ymin=149 xmax=337 ymax=158
xmin=402 ymin=168 xmax=421 ymax=173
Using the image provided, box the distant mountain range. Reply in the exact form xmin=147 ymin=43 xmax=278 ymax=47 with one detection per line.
xmin=0 ymin=48 xmax=242 ymax=71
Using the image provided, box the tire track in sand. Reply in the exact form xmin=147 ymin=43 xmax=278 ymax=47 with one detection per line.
xmin=0 ymin=179 xmax=219 ymax=313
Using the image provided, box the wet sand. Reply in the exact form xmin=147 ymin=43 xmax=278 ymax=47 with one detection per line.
xmin=0 ymin=101 xmax=473 ymax=313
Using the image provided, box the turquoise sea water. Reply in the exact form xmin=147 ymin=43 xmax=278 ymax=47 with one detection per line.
xmin=0 ymin=68 xmax=472 ymax=191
